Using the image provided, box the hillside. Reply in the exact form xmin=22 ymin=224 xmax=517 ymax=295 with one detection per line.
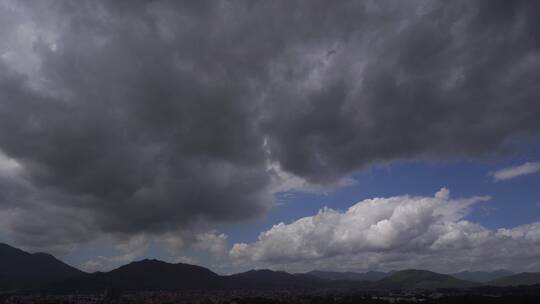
xmin=375 ymin=269 xmax=478 ymax=290
xmin=0 ymin=243 xmax=84 ymax=291
xmin=489 ymin=272 xmax=540 ymax=287
xmin=52 ymin=259 xmax=222 ymax=292
xmin=451 ymin=270 xmax=514 ymax=283
xmin=225 ymin=269 xmax=328 ymax=290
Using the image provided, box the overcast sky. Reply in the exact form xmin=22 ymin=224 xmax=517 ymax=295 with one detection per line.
xmin=0 ymin=0 xmax=539 ymax=274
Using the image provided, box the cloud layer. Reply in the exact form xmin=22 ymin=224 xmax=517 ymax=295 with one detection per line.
xmin=230 ymin=189 xmax=540 ymax=273
xmin=0 ymin=0 xmax=540 ymax=252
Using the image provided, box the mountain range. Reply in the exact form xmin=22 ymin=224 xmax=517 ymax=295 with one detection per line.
xmin=1 ymin=243 xmax=539 ymax=293
xmin=374 ymin=269 xmax=477 ymax=290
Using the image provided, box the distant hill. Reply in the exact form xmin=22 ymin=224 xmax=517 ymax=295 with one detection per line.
xmin=0 ymin=243 xmax=84 ymax=291
xmin=451 ymin=270 xmax=514 ymax=283
xmin=488 ymin=272 xmax=540 ymax=287
xmin=307 ymin=270 xmax=388 ymax=282
xmin=225 ymin=269 xmax=329 ymax=290
xmin=52 ymin=259 xmax=222 ymax=292
xmin=375 ymin=269 xmax=478 ymax=290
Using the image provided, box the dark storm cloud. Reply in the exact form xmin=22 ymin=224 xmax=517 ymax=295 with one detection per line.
xmin=263 ymin=0 xmax=540 ymax=182
xmin=0 ymin=0 xmax=539 ymax=250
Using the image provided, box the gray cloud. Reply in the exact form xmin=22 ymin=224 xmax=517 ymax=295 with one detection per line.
xmin=263 ymin=0 xmax=540 ymax=182
xmin=0 ymin=0 xmax=539 ymax=251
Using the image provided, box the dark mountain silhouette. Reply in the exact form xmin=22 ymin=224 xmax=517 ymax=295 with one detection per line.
xmin=306 ymin=270 xmax=388 ymax=282
xmin=11 ymin=242 xmax=540 ymax=294
xmin=51 ymin=259 xmax=222 ymax=292
xmin=374 ymin=269 xmax=478 ymax=290
xmin=451 ymin=269 xmax=514 ymax=283
xmin=56 ymin=267 xmax=343 ymax=292
xmin=488 ymin=272 xmax=540 ymax=286
xmin=0 ymin=243 xmax=84 ymax=291
xmin=225 ymin=269 xmax=330 ymax=290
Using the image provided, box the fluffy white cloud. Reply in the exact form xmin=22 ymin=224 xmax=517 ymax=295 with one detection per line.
xmin=490 ymin=161 xmax=540 ymax=181
xmin=230 ymin=189 xmax=540 ymax=272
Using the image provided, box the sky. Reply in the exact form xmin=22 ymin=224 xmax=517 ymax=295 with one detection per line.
xmin=0 ymin=0 xmax=539 ymax=275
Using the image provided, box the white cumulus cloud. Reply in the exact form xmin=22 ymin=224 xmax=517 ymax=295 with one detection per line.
xmin=230 ymin=189 xmax=540 ymax=272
